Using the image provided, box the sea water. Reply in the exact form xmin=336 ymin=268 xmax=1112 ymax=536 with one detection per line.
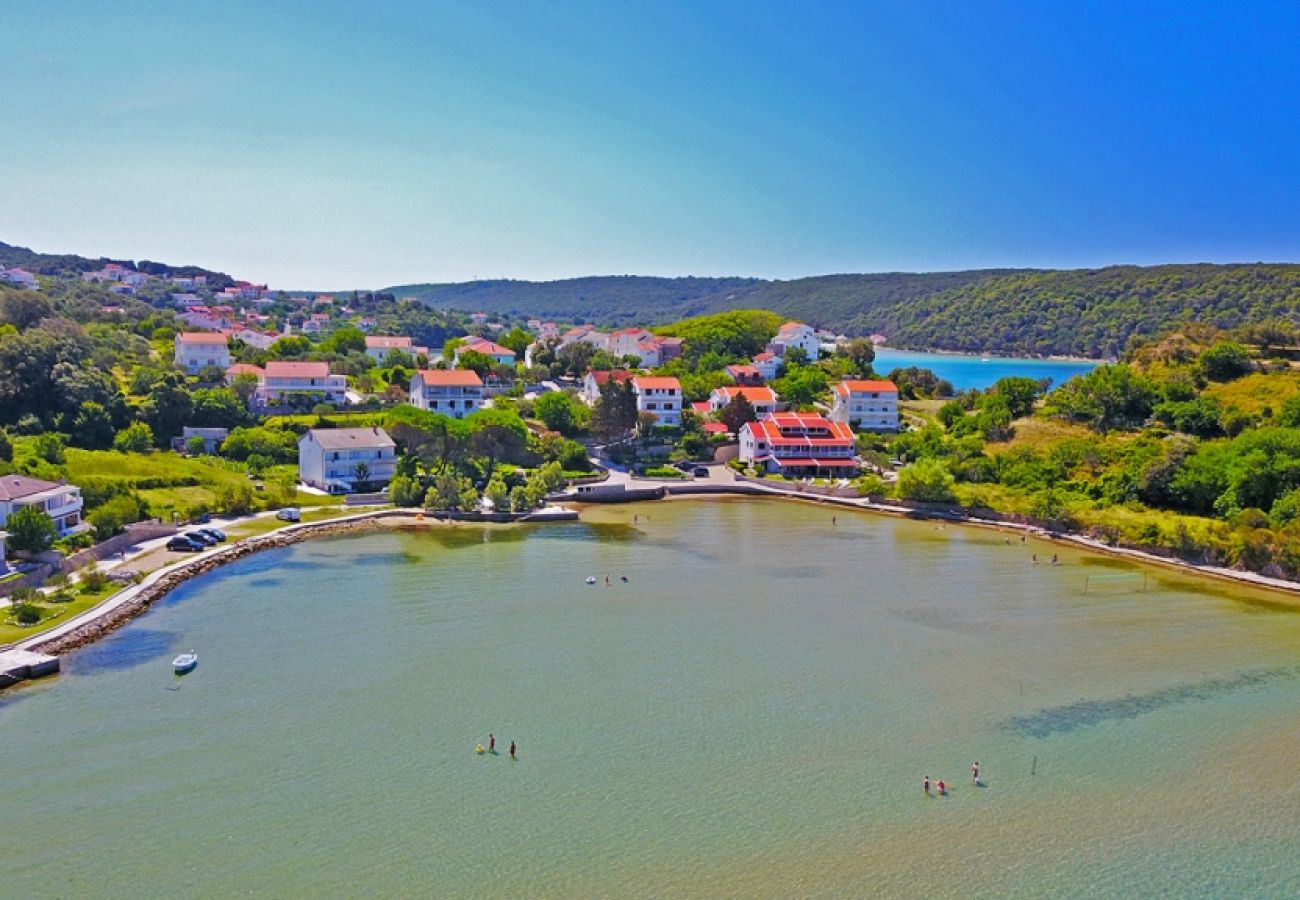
xmin=1 ymin=499 xmax=1297 ymax=897
xmin=872 ymin=348 xmax=1098 ymax=391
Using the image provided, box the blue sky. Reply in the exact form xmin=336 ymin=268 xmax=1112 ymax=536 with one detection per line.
xmin=3 ymin=1 xmax=1299 ymax=289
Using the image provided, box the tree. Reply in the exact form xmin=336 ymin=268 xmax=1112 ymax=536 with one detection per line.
xmin=186 ymin=435 xmax=207 ymax=456
xmin=191 ymin=387 xmax=251 ymax=428
xmin=1199 ymin=341 xmax=1252 ymax=381
xmin=783 ymin=346 xmax=810 ymax=368
xmin=535 ymin=391 xmax=577 ymax=434
xmin=989 ymin=376 xmax=1043 ymax=418
xmin=323 ymin=326 xmax=366 ymax=355
xmin=772 ymin=364 xmax=828 ymax=408
xmin=389 ymin=473 xmax=423 ymax=507
xmin=114 ymin=421 xmax=154 ymax=452
xmin=498 ymin=327 xmax=532 ymax=358
xmin=6 ymin=505 xmax=57 ymax=554
xmin=557 ymin=340 xmax=596 ymax=376
xmin=469 ymin=424 xmax=527 ymax=480
xmin=231 ymin=372 xmax=260 ymax=403
xmin=895 ymin=458 xmax=957 ymax=503
xmin=841 ymin=338 xmax=876 ymax=377
xmin=0 ymin=429 xmax=11 ymax=462
xmin=72 ymin=401 xmax=116 ymax=449
xmin=33 ymin=432 xmax=65 ymax=464
xmin=352 ymin=460 xmax=371 ymax=486
xmin=0 ymin=290 xmax=53 ymax=330
xmin=719 ymin=392 xmax=756 ymax=434
xmin=268 ymin=335 xmax=312 ymax=358
xmin=1049 ymin=365 xmax=1155 ymax=431
xmin=591 ymin=380 xmax=638 ymax=442
xmin=456 ymin=349 xmax=494 ymax=376
xmin=484 ymin=473 xmax=509 ymax=510
xmin=141 ymin=373 xmax=194 ymax=443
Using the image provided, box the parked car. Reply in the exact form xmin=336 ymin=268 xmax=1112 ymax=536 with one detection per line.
xmin=692 ymin=466 xmax=710 ymax=478
xmin=166 ymin=535 xmax=205 ymax=552
xmin=195 ymin=528 xmax=227 ymax=542
xmin=184 ymin=531 xmax=218 ymax=546
xmin=276 ymin=507 xmax=301 ymax=522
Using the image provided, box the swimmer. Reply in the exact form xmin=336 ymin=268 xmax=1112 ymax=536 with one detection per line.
xmin=605 ymin=575 xmax=610 ymax=586
xmin=971 ymin=761 xmax=980 ymax=784
xmin=833 ymin=516 xmax=837 ymax=526
xmin=1032 ymin=553 xmax=1038 ymax=564
xmin=620 ymin=574 xmax=629 ymax=583
xmin=937 ymin=779 xmax=947 ymax=796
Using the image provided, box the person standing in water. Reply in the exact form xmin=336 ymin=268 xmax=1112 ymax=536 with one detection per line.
xmin=937 ymin=779 xmax=947 ymax=796
xmin=923 ymin=775 xmax=931 ymax=795
xmin=488 ymin=734 xmax=495 ymax=753
xmin=971 ymin=761 xmax=980 ymax=784
xmin=509 ymin=740 xmax=517 ymax=760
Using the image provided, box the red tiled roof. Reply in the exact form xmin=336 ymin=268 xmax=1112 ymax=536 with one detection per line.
xmin=726 ymin=364 xmax=761 ymax=377
xmin=461 ymin=338 xmax=515 ymax=357
xmin=835 ymin=379 xmax=899 ymax=396
xmin=690 ymin=401 xmax=712 ymax=414
xmin=589 ymin=369 xmax=635 ymax=385
xmin=633 ymin=376 xmax=681 ymax=390
xmin=0 ymin=475 xmax=66 ymax=502
xmin=176 ymin=331 xmax=228 ymax=344
xmin=225 ymin=363 xmax=264 ymax=377
xmin=365 ymin=335 xmax=412 ymax=348
xmin=265 ymin=361 xmax=331 ymax=378
xmin=713 ymin=386 xmax=777 ymax=404
xmin=754 ymin=352 xmax=776 ymax=362
xmin=415 ymin=369 xmax=483 ymax=387
xmin=702 ymin=421 xmax=729 ymax=434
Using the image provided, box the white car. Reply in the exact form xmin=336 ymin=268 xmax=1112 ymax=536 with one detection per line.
xmin=276 ymin=507 xmax=301 ymax=522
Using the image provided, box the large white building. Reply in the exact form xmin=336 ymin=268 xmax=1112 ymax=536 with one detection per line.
xmin=829 ymin=379 xmax=900 ymax=431
xmin=174 ymin=332 xmax=232 ymax=375
xmin=257 ymin=361 xmax=347 ymax=408
xmin=409 ymin=369 xmax=484 ymax=418
xmin=298 ymin=427 xmax=396 ymax=493
xmin=0 ymin=475 xmax=86 ymax=537
xmin=767 ymin=321 xmax=821 ymax=360
xmin=738 ymin=412 xmax=861 ymax=478
xmin=632 ymin=376 xmax=682 ymax=426
xmin=709 ymin=385 xmax=779 ymax=417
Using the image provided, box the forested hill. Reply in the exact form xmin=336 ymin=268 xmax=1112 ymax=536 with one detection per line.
xmin=0 ymin=240 xmax=234 ymax=288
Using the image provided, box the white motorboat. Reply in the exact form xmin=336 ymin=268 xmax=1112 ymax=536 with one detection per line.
xmin=173 ymin=652 xmax=198 ymax=674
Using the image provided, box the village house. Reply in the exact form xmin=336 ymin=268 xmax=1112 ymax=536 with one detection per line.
xmin=409 ymin=369 xmax=484 ymax=417
xmin=632 ymin=375 xmax=682 ymax=426
xmin=709 ymin=385 xmax=779 ymax=417
xmin=456 ymin=337 xmax=516 ymax=367
xmin=766 ymin=321 xmax=821 ymax=360
xmin=558 ymin=324 xmax=611 ymax=352
xmin=298 ymin=427 xmax=396 ymax=493
xmin=173 ymin=427 xmax=230 ymax=455
xmin=174 ymin=332 xmax=232 ymax=375
xmin=0 ymin=267 xmax=38 ymax=289
xmin=365 ymin=335 xmax=428 ymax=363
xmin=581 ymin=368 xmax=635 ymax=405
xmin=738 ymin=412 xmax=861 ymax=478
xmin=179 ymin=307 xmax=234 ymax=331
xmin=752 ymin=351 xmax=781 ymax=381
xmin=257 ymin=361 xmax=347 ymax=408
xmin=172 ymin=292 xmax=203 ymax=309
xmin=829 ymin=379 xmax=900 ymax=431
xmin=725 ymin=363 xmax=765 ymax=386
xmin=230 ymin=328 xmax=277 ymax=351
xmin=0 ymin=475 xmax=86 ymax=537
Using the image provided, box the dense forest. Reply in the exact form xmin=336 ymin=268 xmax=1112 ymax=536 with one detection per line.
xmin=391 ymin=264 xmax=1300 ymax=358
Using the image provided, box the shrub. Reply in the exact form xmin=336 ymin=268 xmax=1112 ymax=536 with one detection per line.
xmin=113 ymin=421 xmax=154 ymax=453
xmin=78 ymin=565 xmax=109 ymax=594
xmin=389 ymin=474 xmax=423 ymax=507
xmin=5 ymin=505 xmax=57 ymax=554
xmin=33 ymin=432 xmax=66 ymax=464
xmin=895 ymin=459 xmax=957 ymax=503
xmin=12 ymin=603 xmax=42 ymax=625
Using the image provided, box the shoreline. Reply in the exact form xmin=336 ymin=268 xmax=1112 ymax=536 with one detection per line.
xmin=875 ymin=347 xmax=1107 ymax=364
xmin=8 ymin=490 xmax=1300 ymax=681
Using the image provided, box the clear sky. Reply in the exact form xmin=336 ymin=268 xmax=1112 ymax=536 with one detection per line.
xmin=3 ymin=1 xmax=1300 ymax=289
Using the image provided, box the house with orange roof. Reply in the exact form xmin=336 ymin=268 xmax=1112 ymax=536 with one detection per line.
xmin=365 ymin=335 xmax=429 ymax=363
xmin=829 ymin=379 xmax=899 ymax=431
xmin=631 ymin=375 xmax=682 ymax=426
xmin=258 ymin=361 xmax=347 ymax=408
xmin=409 ymin=369 xmax=484 ymax=418
xmin=751 ymin=351 xmax=781 ymax=381
xmin=724 ymin=363 xmax=764 ymax=386
xmin=456 ymin=336 xmax=516 ymax=367
xmin=581 ymin=368 xmax=635 ymax=406
xmin=738 ymin=412 xmax=861 ymax=478
xmin=709 ymin=385 xmax=779 ymax=417
xmin=174 ymin=332 xmax=231 ymax=374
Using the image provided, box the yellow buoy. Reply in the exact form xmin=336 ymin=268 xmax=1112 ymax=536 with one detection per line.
xmin=475 ymin=744 xmax=485 ymax=754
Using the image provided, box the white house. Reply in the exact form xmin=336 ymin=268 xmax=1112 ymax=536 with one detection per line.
xmin=409 ymin=369 xmax=484 ymax=418
xmin=0 ymin=475 xmax=86 ymax=537
xmin=709 ymin=385 xmax=779 ymax=417
xmin=581 ymin=369 xmax=635 ymax=406
xmin=257 ymin=361 xmax=347 ymax=408
xmin=0 ymin=267 xmax=38 ymax=289
xmin=738 ymin=412 xmax=861 ymax=478
xmin=752 ymin=351 xmax=781 ymax=381
xmin=230 ymin=328 xmax=277 ymax=351
xmin=559 ymin=325 xmax=611 ymax=352
xmin=631 ymin=376 xmax=682 ymax=426
xmin=456 ymin=337 xmax=516 ymax=367
xmin=298 ymin=427 xmax=396 ymax=493
xmin=174 ymin=332 xmax=232 ymax=375
xmin=767 ymin=321 xmax=820 ymax=360
xmin=829 ymin=379 xmax=900 ymax=431
xmin=365 ymin=335 xmax=428 ymax=363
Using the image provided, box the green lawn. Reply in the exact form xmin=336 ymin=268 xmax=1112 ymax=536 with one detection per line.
xmin=0 ymin=581 xmax=122 ymax=647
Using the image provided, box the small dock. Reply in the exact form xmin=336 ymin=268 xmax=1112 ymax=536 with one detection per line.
xmin=0 ymin=649 xmax=60 ymax=689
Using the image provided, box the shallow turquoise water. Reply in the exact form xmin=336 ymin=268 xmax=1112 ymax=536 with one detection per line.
xmin=872 ymin=348 xmax=1098 ymax=391
xmin=1 ymin=499 xmax=1298 ymax=897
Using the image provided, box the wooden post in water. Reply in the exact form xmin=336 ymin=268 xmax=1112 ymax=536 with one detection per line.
xmin=1031 ymin=755 xmax=1037 ymax=776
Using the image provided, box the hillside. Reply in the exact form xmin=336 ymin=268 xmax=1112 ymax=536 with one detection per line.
xmin=390 ymin=264 xmax=1300 ymax=358
xmin=0 ymin=240 xmax=234 ymax=288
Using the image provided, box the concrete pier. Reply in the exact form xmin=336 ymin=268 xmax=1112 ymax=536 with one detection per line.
xmin=0 ymin=649 xmax=60 ymax=687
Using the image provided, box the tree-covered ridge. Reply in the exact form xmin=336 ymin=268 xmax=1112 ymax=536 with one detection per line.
xmin=0 ymin=240 xmax=234 ymax=287
xmin=391 ymin=263 xmax=1300 ymax=358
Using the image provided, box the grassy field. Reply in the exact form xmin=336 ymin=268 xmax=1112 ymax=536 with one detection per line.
xmin=0 ymin=581 xmax=121 ymax=647
xmin=1204 ymin=370 xmax=1300 ymax=416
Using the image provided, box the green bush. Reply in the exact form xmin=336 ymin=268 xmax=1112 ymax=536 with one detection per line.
xmin=643 ymin=466 xmax=687 ymax=479
xmin=12 ymin=603 xmax=42 ymax=625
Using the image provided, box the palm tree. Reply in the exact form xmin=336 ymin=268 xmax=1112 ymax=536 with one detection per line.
xmin=352 ymin=461 xmax=370 ymax=487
